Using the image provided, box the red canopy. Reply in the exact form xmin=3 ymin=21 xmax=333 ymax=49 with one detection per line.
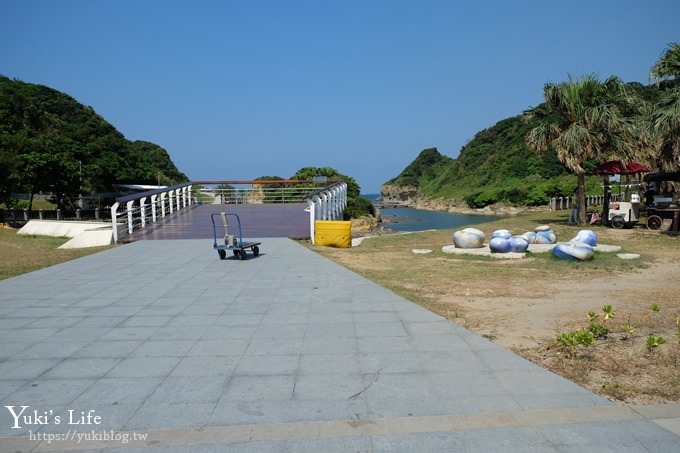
xmin=594 ymin=160 xmax=651 ymax=175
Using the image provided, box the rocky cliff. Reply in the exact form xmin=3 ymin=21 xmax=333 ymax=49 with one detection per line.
xmin=380 ymin=183 xmax=534 ymax=216
xmin=380 ymin=183 xmax=460 ymax=211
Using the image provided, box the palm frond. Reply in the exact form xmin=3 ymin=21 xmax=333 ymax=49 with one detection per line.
xmin=650 ymin=42 xmax=680 ymax=83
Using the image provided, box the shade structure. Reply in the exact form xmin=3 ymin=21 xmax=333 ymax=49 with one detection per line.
xmin=644 ymin=171 xmax=680 ymax=183
xmin=594 ymin=160 xmax=651 ymax=175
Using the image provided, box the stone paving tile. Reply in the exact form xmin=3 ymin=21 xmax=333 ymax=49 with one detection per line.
xmin=0 ymin=358 xmax=61 ymax=380
xmin=125 ymin=402 xmax=217 ymax=430
xmin=221 ymin=375 xmax=296 ymax=402
xmin=42 ymin=358 xmax=121 ymax=379
xmin=235 ymin=354 xmax=300 ymax=376
xmin=72 ymin=377 xmax=162 ymax=406
xmin=292 ymin=373 xmax=365 ymax=401
xmin=146 ymin=376 xmax=227 ymax=404
xmin=4 ymin=378 xmax=95 ymax=407
xmin=129 ymin=340 xmax=197 ymax=358
xmin=299 ymin=353 xmax=362 ymax=375
xmin=210 ymin=400 xmax=293 ymax=426
xmin=72 ymin=340 xmax=144 ymax=358
xmin=105 ymin=357 xmax=181 ymax=378
xmin=187 ymin=339 xmax=249 ymax=357
xmin=169 ymin=356 xmax=240 ymax=377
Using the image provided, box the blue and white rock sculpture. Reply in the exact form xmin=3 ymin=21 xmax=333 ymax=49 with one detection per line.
xmin=452 ymin=228 xmax=485 ymax=249
xmin=489 ymin=231 xmax=529 ymax=253
xmin=569 ymin=229 xmax=598 ymax=247
xmin=491 ymin=229 xmax=512 ymax=239
xmin=489 ymin=236 xmax=512 ymax=253
xmin=509 ymin=236 xmax=530 ymax=253
xmin=520 ymin=231 xmax=537 ymax=244
xmin=552 ymin=242 xmax=595 ymax=261
xmin=534 ymin=225 xmax=557 ymax=244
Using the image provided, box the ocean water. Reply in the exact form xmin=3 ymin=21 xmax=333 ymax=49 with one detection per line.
xmin=362 ymin=194 xmax=499 ymax=232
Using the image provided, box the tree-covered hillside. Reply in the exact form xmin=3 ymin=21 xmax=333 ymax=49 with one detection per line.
xmin=385 ymin=115 xmax=581 ymax=208
xmin=0 ymin=76 xmax=187 ymax=209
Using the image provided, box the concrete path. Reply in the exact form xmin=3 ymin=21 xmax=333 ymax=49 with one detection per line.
xmin=0 ymin=238 xmax=678 ymax=452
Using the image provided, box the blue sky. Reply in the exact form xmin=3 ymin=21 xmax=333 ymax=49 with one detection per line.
xmin=1 ymin=1 xmax=678 ymax=193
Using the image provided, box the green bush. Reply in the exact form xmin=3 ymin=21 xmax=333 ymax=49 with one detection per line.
xmin=344 ymin=196 xmax=375 ymax=220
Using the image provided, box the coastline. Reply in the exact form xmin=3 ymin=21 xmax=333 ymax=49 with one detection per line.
xmin=375 ymin=196 xmax=549 ymax=217
xmin=373 ymin=184 xmax=551 ymax=217
xmin=354 ymin=193 xmax=550 ymax=238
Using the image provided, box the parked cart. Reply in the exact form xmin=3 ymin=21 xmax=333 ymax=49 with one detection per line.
xmin=210 ymin=212 xmax=261 ymax=260
xmin=594 ymin=160 xmax=650 ymax=229
xmin=607 ymin=196 xmax=641 ymax=229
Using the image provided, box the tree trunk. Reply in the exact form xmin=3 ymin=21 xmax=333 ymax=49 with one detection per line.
xmin=577 ymin=172 xmax=587 ymax=225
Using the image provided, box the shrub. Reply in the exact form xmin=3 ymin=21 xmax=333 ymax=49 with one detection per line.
xmin=344 ymin=196 xmax=375 ymax=220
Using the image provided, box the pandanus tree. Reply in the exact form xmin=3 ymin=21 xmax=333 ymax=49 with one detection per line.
xmin=525 ymin=74 xmax=636 ymax=224
xmin=649 ymin=42 xmax=680 ymax=172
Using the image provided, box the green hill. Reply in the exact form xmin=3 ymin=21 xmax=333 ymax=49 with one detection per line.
xmin=384 ymin=115 xmax=581 ymax=208
xmin=0 ymin=76 xmax=187 ymax=209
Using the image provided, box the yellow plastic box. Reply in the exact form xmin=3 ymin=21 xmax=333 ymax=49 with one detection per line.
xmin=315 ymin=220 xmax=352 ymax=248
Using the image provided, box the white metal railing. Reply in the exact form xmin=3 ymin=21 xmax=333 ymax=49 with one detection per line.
xmin=111 ymin=183 xmax=194 ymax=242
xmin=197 ymin=182 xmax=323 ymax=205
xmin=306 ymin=182 xmax=348 ymax=244
xmin=550 ymin=194 xmax=620 ymax=211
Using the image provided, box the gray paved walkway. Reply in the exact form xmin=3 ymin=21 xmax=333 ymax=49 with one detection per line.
xmin=1 ymin=238 xmax=679 ymax=452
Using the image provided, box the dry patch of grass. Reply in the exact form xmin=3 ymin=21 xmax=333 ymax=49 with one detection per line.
xmin=0 ymin=226 xmax=114 ymax=280
xmin=312 ymin=211 xmax=680 ymax=404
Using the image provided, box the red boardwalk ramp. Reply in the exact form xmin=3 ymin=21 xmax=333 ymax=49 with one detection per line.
xmin=127 ymin=203 xmax=310 ymax=241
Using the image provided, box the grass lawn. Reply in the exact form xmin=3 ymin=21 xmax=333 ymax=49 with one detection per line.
xmin=0 ymin=226 xmax=114 ymax=280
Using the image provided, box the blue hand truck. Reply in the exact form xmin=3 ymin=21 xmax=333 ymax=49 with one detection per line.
xmin=210 ymin=212 xmax=261 ymax=260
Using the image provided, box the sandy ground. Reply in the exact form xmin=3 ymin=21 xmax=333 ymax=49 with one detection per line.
xmin=456 ymin=258 xmax=680 ymax=349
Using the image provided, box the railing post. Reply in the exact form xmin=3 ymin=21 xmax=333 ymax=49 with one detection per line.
xmin=328 ymin=187 xmax=336 ymax=220
xmin=151 ymin=194 xmax=158 ymax=222
xmin=168 ymin=190 xmax=174 ymax=214
xmin=175 ymin=188 xmax=181 ymax=211
xmin=111 ymin=202 xmax=120 ymax=242
xmin=333 ymin=185 xmax=342 ymax=219
xmin=140 ymin=196 xmax=147 ymax=228
xmin=126 ymin=200 xmax=135 ymax=234
xmin=308 ymin=199 xmax=316 ymax=244
xmin=161 ymin=192 xmax=168 ymax=216
xmin=322 ymin=193 xmax=329 ymax=220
